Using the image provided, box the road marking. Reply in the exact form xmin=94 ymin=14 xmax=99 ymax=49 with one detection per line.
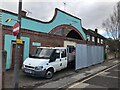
xmin=101 ymin=75 xmax=118 ymax=79
xmin=71 ymin=83 xmax=89 ymax=88
xmin=68 ymin=63 xmax=119 ymax=89
xmin=114 ymin=69 xmax=120 ymax=72
xmin=98 ymin=72 xmax=110 ymax=76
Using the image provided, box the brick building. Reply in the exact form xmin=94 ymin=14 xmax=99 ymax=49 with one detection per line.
xmin=0 ymin=8 xmax=105 ymax=70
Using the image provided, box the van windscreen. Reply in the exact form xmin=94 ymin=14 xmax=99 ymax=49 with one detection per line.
xmin=32 ymin=48 xmax=54 ymax=59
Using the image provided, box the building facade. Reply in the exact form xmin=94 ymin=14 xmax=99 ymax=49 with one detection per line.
xmin=0 ymin=8 xmax=105 ymax=70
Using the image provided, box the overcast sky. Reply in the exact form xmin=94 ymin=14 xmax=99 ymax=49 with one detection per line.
xmin=0 ymin=0 xmax=119 ymax=37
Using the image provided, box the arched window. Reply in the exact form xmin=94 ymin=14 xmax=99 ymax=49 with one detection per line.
xmin=50 ymin=25 xmax=84 ymax=40
xmin=66 ymin=30 xmax=83 ymax=40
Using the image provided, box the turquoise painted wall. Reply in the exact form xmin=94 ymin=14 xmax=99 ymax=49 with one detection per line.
xmin=4 ymin=34 xmax=30 ymax=69
xmin=2 ymin=9 xmax=86 ymax=40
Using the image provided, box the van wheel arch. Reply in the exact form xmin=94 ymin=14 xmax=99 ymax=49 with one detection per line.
xmin=47 ymin=67 xmax=54 ymax=72
xmin=45 ymin=67 xmax=54 ymax=79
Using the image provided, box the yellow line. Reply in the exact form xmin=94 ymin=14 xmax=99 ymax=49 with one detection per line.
xmin=68 ymin=63 xmax=119 ymax=89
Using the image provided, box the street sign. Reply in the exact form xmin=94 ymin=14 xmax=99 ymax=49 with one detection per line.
xmin=16 ymin=39 xmax=23 ymax=44
xmin=13 ymin=22 xmax=20 ymax=36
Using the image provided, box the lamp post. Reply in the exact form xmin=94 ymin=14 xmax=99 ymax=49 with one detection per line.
xmin=14 ymin=0 xmax=22 ymax=88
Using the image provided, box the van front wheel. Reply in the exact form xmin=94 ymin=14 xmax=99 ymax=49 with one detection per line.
xmin=45 ymin=69 xmax=54 ymax=79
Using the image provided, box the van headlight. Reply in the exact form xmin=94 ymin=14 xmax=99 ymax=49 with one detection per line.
xmin=35 ymin=66 xmax=43 ymax=71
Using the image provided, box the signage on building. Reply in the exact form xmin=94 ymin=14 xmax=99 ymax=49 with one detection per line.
xmin=32 ymin=42 xmax=41 ymax=46
xmin=13 ymin=22 xmax=20 ymax=36
xmin=16 ymin=39 xmax=23 ymax=44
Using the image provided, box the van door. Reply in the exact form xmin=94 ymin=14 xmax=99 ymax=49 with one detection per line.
xmin=60 ymin=49 xmax=67 ymax=69
xmin=49 ymin=49 xmax=61 ymax=71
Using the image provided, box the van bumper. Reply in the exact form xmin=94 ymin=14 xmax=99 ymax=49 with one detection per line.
xmin=22 ymin=68 xmax=46 ymax=77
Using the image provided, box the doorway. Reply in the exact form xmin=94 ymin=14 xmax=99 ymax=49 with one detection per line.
xmin=11 ymin=41 xmax=24 ymax=69
xmin=67 ymin=45 xmax=76 ymax=69
xmin=64 ymin=41 xmax=76 ymax=69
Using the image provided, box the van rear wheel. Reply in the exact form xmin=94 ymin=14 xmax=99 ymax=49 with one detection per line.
xmin=45 ymin=69 xmax=54 ymax=79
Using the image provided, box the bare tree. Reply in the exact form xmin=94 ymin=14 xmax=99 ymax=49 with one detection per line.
xmin=102 ymin=1 xmax=120 ymax=40
xmin=102 ymin=1 xmax=120 ymax=58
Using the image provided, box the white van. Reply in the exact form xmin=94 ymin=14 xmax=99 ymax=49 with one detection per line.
xmin=22 ymin=47 xmax=67 ymax=79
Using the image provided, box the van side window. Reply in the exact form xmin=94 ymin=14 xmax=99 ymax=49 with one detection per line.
xmin=61 ymin=49 xmax=66 ymax=58
xmin=55 ymin=49 xmax=60 ymax=59
xmin=50 ymin=49 xmax=60 ymax=62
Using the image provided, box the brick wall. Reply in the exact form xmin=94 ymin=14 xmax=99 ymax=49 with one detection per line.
xmin=4 ymin=26 xmax=86 ymax=53
xmin=2 ymin=26 xmax=104 ymax=55
xmin=3 ymin=26 xmax=66 ymax=54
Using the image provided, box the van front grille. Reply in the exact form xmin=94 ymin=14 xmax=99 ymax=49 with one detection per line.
xmin=25 ymin=65 xmax=34 ymax=69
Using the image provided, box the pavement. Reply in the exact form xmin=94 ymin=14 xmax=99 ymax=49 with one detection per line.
xmin=35 ymin=58 xmax=120 ymax=89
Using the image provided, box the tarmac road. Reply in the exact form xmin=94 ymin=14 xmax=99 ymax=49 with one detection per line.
xmin=68 ymin=63 xmax=120 ymax=89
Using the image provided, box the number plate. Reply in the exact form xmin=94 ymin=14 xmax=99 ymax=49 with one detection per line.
xmin=25 ymin=69 xmax=33 ymax=74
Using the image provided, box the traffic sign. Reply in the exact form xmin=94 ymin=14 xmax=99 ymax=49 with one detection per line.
xmin=13 ymin=22 xmax=20 ymax=36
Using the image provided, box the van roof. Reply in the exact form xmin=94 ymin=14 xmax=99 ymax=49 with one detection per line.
xmin=37 ymin=47 xmax=66 ymax=49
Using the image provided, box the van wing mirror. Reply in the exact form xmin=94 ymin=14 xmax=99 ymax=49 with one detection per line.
xmin=56 ymin=50 xmax=60 ymax=53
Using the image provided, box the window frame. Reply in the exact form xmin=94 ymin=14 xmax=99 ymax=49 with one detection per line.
xmin=97 ymin=38 xmax=100 ymax=43
xmin=92 ymin=36 xmax=95 ymax=42
xmin=101 ymin=39 xmax=103 ymax=44
xmin=61 ymin=49 xmax=67 ymax=58
xmin=87 ymin=35 xmax=90 ymax=41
